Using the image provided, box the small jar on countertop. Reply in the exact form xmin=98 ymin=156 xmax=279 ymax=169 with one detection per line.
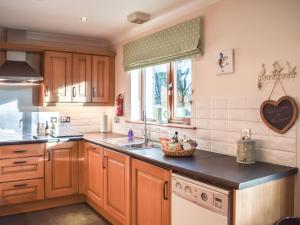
xmin=237 ymin=139 xmax=256 ymax=164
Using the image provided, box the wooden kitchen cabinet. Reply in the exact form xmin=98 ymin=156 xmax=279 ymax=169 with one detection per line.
xmin=233 ymin=176 xmax=295 ymax=225
xmin=0 ymin=143 xmax=45 ymax=159
xmin=86 ymin=143 xmax=104 ymax=207
xmin=43 ymin=51 xmax=72 ymax=103
xmin=72 ymin=53 xmax=92 ymax=103
xmin=45 ymin=142 xmax=79 ymax=198
xmin=91 ymin=56 xmax=113 ymax=104
xmin=0 ymin=156 xmax=44 ymax=182
xmin=0 ymin=178 xmax=44 ymax=206
xmin=103 ymin=149 xmax=130 ymax=225
xmin=0 ymin=143 xmax=45 ymax=207
xmin=42 ymin=51 xmax=114 ymax=105
xmin=131 ymin=159 xmax=171 ymax=225
xmin=85 ymin=142 xmax=130 ymax=225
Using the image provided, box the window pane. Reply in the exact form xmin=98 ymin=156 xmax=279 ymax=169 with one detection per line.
xmin=174 ymin=59 xmax=192 ymax=118
xmin=144 ymin=64 xmax=168 ymax=123
xmin=130 ymin=69 xmax=142 ymax=121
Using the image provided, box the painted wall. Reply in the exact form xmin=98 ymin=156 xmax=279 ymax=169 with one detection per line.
xmin=113 ymin=0 xmax=300 ymax=215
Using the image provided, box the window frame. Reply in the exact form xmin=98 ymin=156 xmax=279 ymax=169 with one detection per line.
xmin=137 ymin=60 xmax=192 ymax=125
xmin=169 ymin=62 xmax=192 ymax=124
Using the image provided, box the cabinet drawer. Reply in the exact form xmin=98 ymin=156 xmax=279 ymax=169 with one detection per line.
xmin=0 ymin=178 xmax=44 ymax=206
xmin=86 ymin=143 xmax=103 ymax=153
xmin=0 ymin=157 xmax=44 ymax=182
xmin=0 ymin=144 xmax=45 ymax=159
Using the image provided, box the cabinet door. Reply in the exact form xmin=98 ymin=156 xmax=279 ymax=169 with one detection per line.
xmin=44 ymin=51 xmax=72 ymax=103
xmin=103 ymin=149 xmax=130 ymax=225
xmin=45 ymin=142 xmax=79 ymax=198
xmin=131 ymin=159 xmax=171 ymax=225
xmin=91 ymin=56 xmax=110 ymax=103
xmin=87 ymin=144 xmax=104 ymax=207
xmin=72 ymin=54 xmax=92 ymax=102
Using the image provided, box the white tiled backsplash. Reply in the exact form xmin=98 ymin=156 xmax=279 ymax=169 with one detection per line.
xmin=113 ymin=96 xmax=297 ymax=167
xmin=39 ymin=106 xmax=114 ymax=134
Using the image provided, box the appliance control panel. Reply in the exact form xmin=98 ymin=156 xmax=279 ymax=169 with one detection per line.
xmin=172 ymin=174 xmax=229 ymax=216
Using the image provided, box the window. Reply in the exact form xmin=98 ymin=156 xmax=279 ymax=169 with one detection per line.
xmin=131 ymin=59 xmax=192 ymax=124
xmin=144 ymin=64 xmax=168 ymax=122
xmin=172 ymin=60 xmax=192 ymax=120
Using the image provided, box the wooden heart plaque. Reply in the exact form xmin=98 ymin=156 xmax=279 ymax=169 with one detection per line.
xmin=260 ymin=96 xmax=298 ymax=134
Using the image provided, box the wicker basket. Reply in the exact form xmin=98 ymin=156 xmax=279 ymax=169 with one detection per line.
xmin=160 ymin=139 xmax=196 ymax=157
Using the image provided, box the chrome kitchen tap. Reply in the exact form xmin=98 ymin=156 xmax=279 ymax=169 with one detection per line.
xmin=143 ymin=110 xmax=150 ymax=144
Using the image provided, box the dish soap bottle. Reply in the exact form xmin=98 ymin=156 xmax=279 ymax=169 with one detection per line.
xmin=128 ymin=128 xmax=134 ymax=141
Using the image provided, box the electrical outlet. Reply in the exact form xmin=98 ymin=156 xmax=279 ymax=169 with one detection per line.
xmin=51 ymin=117 xmax=58 ymax=123
xmin=114 ymin=116 xmax=120 ymax=123
xmin=60 ymin=116 xmax=71 ymax=123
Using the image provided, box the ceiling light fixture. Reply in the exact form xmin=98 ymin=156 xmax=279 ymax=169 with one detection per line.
xmin=80 ymin=17 xmax=88 ymax=21
xmin=127 ymin=12 xmax=151 ymax=24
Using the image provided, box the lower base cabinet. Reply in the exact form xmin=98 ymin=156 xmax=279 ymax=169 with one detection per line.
xmin=86 ymin=143 xmax=130 ymax=225
xmin=0 ymin=141 xmax=295 ymax=225
xmin=131 ymin=159 xmax=171 ymax=225
xmin=104 ymin=149 xmax=130 ymax=225
xmin=0 ymin=178 xmax=44 ymax=206
xmin=0 ymin=143 xmax=45 ymax=207
xmin=45 ymin=142 xmax=79 ymax=198
xmin=87 ymin=144 xmax=104 ymax=207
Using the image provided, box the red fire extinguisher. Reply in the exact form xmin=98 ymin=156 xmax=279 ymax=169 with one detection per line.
xmin=116 ymin=94 xmax=124 ymax=116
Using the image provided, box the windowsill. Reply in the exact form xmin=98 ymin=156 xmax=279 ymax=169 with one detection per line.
xmin=125 ymin=120 xmax=196 ymax=130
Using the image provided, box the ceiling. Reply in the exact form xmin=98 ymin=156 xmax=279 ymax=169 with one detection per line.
xmin=0 ymin=0 xmax=216 ymax=43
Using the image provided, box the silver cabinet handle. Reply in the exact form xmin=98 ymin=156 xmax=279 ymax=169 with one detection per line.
xmin=13 ymin=161 xmax=27 ymax=164
xmin=72 ymin=87 xmax=76 ymax=97
xmin=93 ymin=87 xmax=96 ymax=97
xmin=45 ymin=86 xmax=49 ymax=97
xmin=14 ymin=183 xmax=28 ymax=188
xmin=102 ymin=156 xmax=107 ymax=169
xmin=13 ymin=150 xmax=27 ymax=153
xmin=163 ymin=181 xmax=169 ymax=200
xmin=47 ymin=150 xmax=51 ymax=161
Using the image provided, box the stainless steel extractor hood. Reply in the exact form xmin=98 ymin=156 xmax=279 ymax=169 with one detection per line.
xmin=0 ymin=51 xmax=43 ymax=83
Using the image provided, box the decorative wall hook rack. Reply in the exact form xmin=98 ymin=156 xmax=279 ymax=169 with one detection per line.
xmin=258 ymin=61 xmax=297 ymax=89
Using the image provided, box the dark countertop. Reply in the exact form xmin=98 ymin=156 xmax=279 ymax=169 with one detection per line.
xmin=83 ymin=133 xmax=298 ymax=190
xmin=0 ymin=132 xmax=297 ymax=190
xmin=0 ymin=134 xmax=83 ymax=146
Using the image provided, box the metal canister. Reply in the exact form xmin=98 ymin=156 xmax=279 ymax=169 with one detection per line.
xmin=236 ymin=139 xmax=256 ymax=164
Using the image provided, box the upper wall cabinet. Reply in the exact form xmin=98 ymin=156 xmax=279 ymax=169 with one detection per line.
xmin=44 ymin=51 xmax=72 ymax=103
xmin=91 ymin=56 xmax=110 ymax=103
xmin=42 ymin=51 xmax=114 ymax=105
xmin=72 ymin=54 xmax=92 ymax=103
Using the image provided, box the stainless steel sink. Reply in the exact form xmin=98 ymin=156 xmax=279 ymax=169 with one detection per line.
xmin=101 ymin=137 xmax=160 ymax=150
xmin=122 ymin=142 xmax=161 ymax=149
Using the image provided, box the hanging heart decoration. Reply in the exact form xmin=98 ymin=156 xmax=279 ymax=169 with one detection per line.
xmin=259 ymin=61 xmax=298 ymax=134
xmin=260 ymin=96 xmax=298 ymax=134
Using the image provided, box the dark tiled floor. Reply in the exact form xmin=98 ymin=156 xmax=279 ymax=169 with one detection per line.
xmin=0 ymin=203 xmax=111 ymax=225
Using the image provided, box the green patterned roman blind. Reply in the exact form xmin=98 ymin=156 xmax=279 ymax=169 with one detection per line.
xmin=123 ymin=17 xmax=202 ymax=71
